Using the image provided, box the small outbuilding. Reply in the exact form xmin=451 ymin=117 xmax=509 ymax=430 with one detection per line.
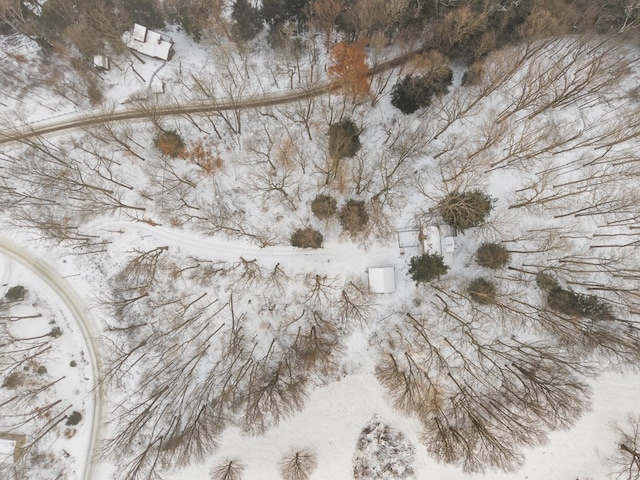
xmin=368 ymin=267 xmax=396 ymax=294
xmin=93 ymin=55 xmax=110 ymax=71
xmin=150 ymin=79 xmax=165 ymax=94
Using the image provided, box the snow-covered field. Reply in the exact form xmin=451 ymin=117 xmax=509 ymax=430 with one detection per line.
xmin=2 ymin=23 xmax=640 ymax=480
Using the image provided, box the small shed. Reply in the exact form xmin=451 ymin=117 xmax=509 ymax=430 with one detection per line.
xmin=368 ymin=267 xmax=396 ymax=294
xmin=93 ymin=55 xmax=110 ymax=71
xmin=150 ymin=79 xmax=165 ymax=94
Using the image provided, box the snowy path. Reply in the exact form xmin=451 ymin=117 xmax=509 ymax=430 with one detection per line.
xmin=93 ymin=219 xmax=404 ymax=275
xmin=0 ymin=235 xmax=102 ymax=480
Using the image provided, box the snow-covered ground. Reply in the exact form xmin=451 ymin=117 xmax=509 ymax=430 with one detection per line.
xmin=2 ymin=24 xmax=640 ymax=480
xmin=0 ymin=245 xmax=95 ymax=479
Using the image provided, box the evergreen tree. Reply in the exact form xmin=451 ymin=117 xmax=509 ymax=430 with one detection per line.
xmin=232 ymin=0 xmax=263 ymax=42
xmin=408 ymin=254 xmax=448 ymax=284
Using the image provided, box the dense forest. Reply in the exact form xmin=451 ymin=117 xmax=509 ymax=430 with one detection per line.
xmin=1 ymin=0 xmax=639 ymax=99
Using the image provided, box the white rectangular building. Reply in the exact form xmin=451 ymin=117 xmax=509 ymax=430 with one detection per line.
xmin=93 ymin=55 xmax=110 ymax=70
xmin=368 ymin=267 xmax=396 ymax=294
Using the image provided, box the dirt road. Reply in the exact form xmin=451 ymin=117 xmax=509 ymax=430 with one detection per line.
xmin=0 ymin=49 xmax=420 ymax=145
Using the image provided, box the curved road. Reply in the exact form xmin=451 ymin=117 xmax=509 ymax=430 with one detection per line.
xmin=0 ymin=236 xmax=102 ymax=480
xmin=0 ymin=49 xmax=421 ymax=145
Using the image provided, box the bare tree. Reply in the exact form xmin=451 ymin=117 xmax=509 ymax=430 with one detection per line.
xmin=188 ymin=36 xmax=259 ymax=137
xmin=211 ymin=459 xmax=244 ymax=480
xmin=377 ymin=291 xmax=593 ymax=473
xmin=237 ymin=348 xmax=307 ymax=434
xmin=494 ymin=37 xmax=628 ymax=125
xmin=609 ymin=414 xmax=640 ymax=480
xmin=310 ymin=0 xmax=345 ymax=48
xmin=302 ymin=273 xmax=340 ymax=307
xmin=336 ymin=277 xmax=375 ymax=327
xmin=279 ymin=448 xmax=317 ymax=480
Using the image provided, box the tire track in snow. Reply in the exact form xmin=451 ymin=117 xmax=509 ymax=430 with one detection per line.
xmin=0 ymin=236 xmax=102 ymax=480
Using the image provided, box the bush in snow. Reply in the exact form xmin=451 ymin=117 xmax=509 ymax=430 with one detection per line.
xmin=4 ymin=285 xmax=25 ymax=301
xmin=311 ymin=194 xmax=337 ymax=220
xmin=353 ymin=418 xmax=415 ymax=479
xmin=66 ymin=411 xmax=82 ymax=426
xmin=49 ymin=327 xmax=63 ymax=338
xmin=329 ymin=119 xmax=361 ymax=159
xmin=437 ymin=190 xmax=493 ymax=231
xmin=408 ymin=253 xmax=448 ymax=284
xmin=291 ymin=228 xmax=323 ymax=249
xmin=536 ymin=273 xmax=613 ymax=320
xmin=391 ymin=69 xmax=452 ymax=114
xmin=467 ymin=277 xmax=496 ymax=304
xmin=475 ymin=242 xmax=510 ymax=269
xmin=2 ymin=371 xmax=24 ymax=389
xmin=154 ymin=130 xmax=185 ymax=158
xmin=339 ymin=199 xmax=369 ymax=235
xmin=279 ymin=448 xmax=317 ymax=480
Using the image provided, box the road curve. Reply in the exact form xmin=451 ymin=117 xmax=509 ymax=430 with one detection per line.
xmin=0 ymin=48 xmax=422 ymax=145
xmin=0 ymin=236 xmax=102 ymax=480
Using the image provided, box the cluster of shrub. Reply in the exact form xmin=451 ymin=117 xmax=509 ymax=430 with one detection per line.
xmin=406 ymin=191 xmax=513 ymax=309
xmin=290 ymin=118 xmax=369 ymax=249
xmin=537 ymin=273 xmax=613 ymax=320
xmin=291 ymin=195 xmax=369 ymax=249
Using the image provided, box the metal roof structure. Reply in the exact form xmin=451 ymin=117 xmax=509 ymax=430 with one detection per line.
xmin=127 ymin=24 xmax=174 ymax=61
xmin=368 ymin=267 xmax=396 ymax=294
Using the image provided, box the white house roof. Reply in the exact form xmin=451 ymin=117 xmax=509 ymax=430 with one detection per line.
xmin=0 ymin=438 xmax=16 ymax=464
xmin=132 ymin=23 xmax=147 ymax=42
xmin=127 ymin=24 xmax=174 ymax=61
xmin=368 ymin=267 xmax=396 ymax=294
xmin=93 ymin=55 xmax=109 ymax=70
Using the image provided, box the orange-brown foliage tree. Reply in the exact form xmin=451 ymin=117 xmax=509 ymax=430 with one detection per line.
xmin=155 ymin=130 xmax=186 ymax=158
xmin=328 ymin=40 xmax=370 ymax=101
xmin=186 ymin=139 xmax=224 ymax=175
